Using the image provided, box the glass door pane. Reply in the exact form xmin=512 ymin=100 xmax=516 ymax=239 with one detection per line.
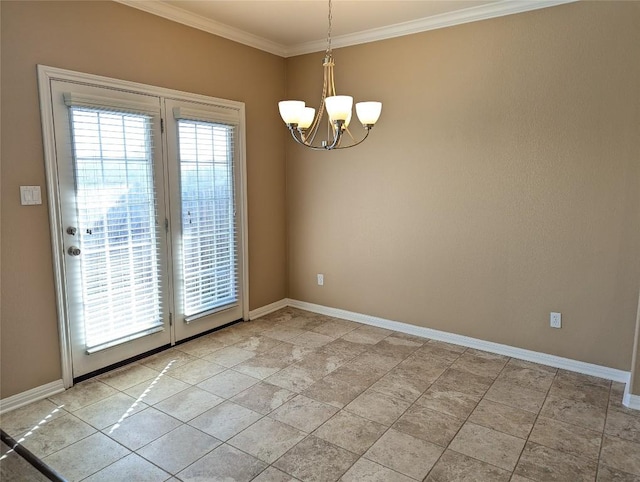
xmin=178 ymin=120 xmax=237 ymax=319
xmin=69 ymin=107 xmax=164 ymax=352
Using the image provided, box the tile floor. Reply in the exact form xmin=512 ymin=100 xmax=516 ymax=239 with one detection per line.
xmin=1 ymin=307 xmax=639 ymax=481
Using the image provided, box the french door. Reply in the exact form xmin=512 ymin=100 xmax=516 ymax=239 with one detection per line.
xmin=41 ymin=68 xmax=247 ymax=380
xmin=165 ymin=100 xmax=244 ymax=342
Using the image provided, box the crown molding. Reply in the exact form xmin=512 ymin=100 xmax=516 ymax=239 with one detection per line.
xmin=115 ymin=0 xmax=578 ymax=59
xmin=113 ymin=0 xmax=288 ymax=57
xmin=287 ymin=0 xmax=579 ymax=56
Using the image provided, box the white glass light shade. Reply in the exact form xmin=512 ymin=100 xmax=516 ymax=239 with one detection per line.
xmin=278 ymin=100 xmax=305 ymax=125
xmin=325 ymin=95 xmax=353 ymax=122
xmin=298 ymin=107 xmax=316 ymax=129
xmin=355 ymin=101 xmax=382 ymax=126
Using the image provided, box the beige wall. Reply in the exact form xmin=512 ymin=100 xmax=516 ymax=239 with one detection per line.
xmin=2 ymin=0 xmax=639 ymax=401
xmin=286 ymin=1 xmax=640 ymax=371
xmin=0 ymin=1 xmax=286 ymax=398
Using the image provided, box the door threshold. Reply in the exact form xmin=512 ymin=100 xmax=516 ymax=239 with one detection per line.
xmin=73 ymin=318 xmax=243 ymax=384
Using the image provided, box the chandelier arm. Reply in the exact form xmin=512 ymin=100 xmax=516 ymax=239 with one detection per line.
xmin=329 ymin=64 xmax=336 ymax=97
xmin=305 ymin=70 xmax=325 ymax=143
xmin=344 ymin=125 xmax=355 ymax=142
xmin=307 ymin=57 xmax=332 ymax=143
xmin=332 ymin=127 xmax=372 ymax=150
xmin=323 ymin=122 xmax=344 ymax=150
xmin=308 ymin=77 xmax=327 ymax=142
xmin=288 ymin=126 xmax=303 ymax=143
xmin=324 ymin=60 xmax=333 ymax=113
xmin=288 ymin=126 xmax=330 ymax=151
xmin=288 ymin=124 xmax=372 ymax=151
xmin=306 ymin=119 xmax=319 ymax=145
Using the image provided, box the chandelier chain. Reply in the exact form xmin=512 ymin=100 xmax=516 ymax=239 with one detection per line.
xmin=326 ymin=0 xmax=333 ymax=54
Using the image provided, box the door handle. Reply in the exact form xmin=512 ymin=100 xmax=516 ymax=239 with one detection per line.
xmin=67 ymin=246 xmax=81 ymax=256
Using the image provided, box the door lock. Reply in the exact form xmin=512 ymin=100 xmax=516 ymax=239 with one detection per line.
xmin=67 ymin=246 xmax=81 ymax=256
xmin=66 ymin=227 xmax=77 ymax=236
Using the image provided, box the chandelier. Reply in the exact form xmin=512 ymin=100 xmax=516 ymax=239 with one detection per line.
xmin=278 ymin=0 xmax=382 ymax=150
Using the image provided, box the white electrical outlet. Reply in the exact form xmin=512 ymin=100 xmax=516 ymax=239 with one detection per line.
xmin=317 ymin=273 xmax=324 ymax=286
xmin=550 ymin=312 xmax=562 ymax=329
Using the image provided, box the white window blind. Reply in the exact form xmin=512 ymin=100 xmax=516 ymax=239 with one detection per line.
xmin=69 ymin=107 xmax=164 ymax=351
xmin=177 ymin=119 xmax=238 ymax=318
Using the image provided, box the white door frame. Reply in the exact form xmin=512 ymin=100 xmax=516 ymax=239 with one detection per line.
xmin=37 ymin=65 xmax=249 ymax=388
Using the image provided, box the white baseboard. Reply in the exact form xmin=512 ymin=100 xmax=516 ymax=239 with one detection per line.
xmin=288 ymin=299 xmax=632 ymax=385
xmin=2 ymin=300 xmax=638 ymax=414
xmin=248 ymin=298 xmax=289 ymax=320
xmin=4 ymin=300 xmax=635 ymax=415
xmin=623 ymin=384 xmax=640 ymax=410
xmin=0 ymin=379 xmax=65 ymax=415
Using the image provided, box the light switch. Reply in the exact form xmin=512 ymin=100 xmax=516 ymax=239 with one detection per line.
xmin=20 ymin=186 xmax=42 ymax=205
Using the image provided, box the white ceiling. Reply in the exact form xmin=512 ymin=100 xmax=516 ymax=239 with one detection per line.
xmin=116 ymin=0 xmax=577 ymax=57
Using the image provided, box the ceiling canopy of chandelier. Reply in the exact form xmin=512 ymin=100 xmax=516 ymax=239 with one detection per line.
xmin=278 ymin=0 xmax=382 ymax=151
